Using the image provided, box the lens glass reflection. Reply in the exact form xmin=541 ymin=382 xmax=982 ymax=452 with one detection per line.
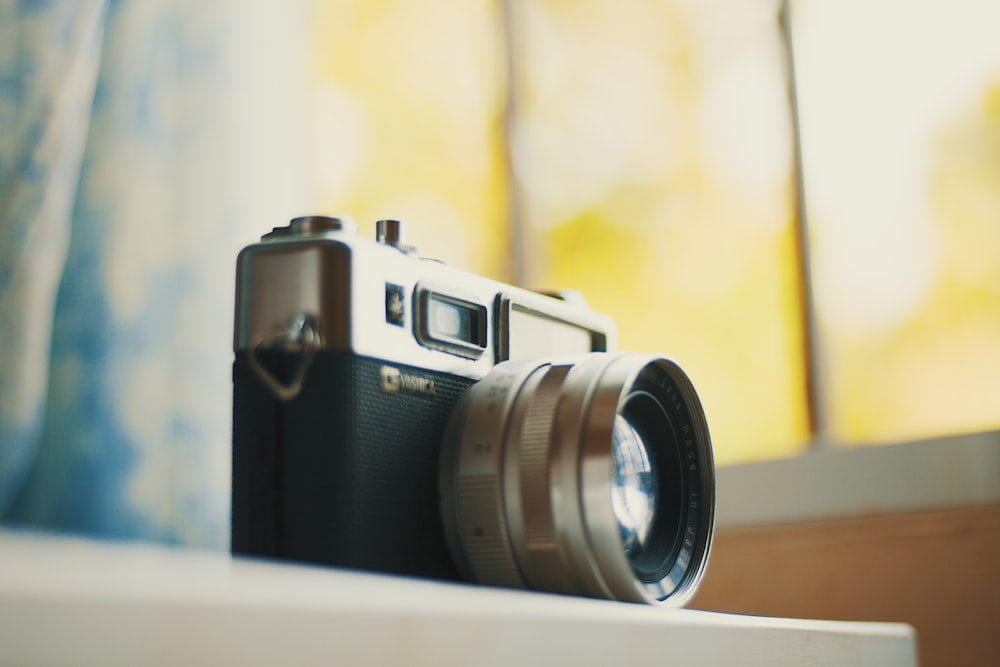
xmin=611 ymin=415 xmax=658 ymax=558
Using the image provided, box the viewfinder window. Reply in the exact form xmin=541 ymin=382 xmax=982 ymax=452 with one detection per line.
xmin=415 ymin=288 xmax=487 ymax=358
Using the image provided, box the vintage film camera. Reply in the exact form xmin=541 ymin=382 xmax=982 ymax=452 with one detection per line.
xmin=232 ymin=216 xmax=714 ymax=605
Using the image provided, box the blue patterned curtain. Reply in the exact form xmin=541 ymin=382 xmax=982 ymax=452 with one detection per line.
xmin=0 ymin=0 xmax=309 ymax=547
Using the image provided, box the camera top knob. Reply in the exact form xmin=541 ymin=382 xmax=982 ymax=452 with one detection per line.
xmin=290 ymin=215 xmax=357 ymax=235
xmin=263 ymin=215 xmax=357 ymax=240
xmin=376 ymin=219 xmax=419 ymax=255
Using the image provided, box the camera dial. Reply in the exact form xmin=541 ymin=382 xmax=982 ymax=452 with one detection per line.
xmin=262 ymin=215 xmax=357 ymax=239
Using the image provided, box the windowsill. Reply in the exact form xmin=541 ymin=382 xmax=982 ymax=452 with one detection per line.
xmin=0 ymin=530 xmax=917 ymax=666
xmin=715 ymin=429 xmax=1000 ymax=529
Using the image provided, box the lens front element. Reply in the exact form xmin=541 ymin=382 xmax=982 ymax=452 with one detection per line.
xmin=439 ymin=353 xmax=714 ymax=605
xmin=611 ymin=414 xmax=658 ymax=559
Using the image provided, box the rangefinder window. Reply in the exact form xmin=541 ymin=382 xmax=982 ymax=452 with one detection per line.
xmin=500 ymin=302 xmax=605 ymax=362
xmin=415 ymin=287 xmax=487 ymax=359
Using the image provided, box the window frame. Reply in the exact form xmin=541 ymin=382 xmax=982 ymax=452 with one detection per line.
xmin=715 ymin=430 xmax=1000 ymax=528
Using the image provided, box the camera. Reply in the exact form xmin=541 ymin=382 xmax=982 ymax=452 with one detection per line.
xmin=232 ymin=215 xmax=715 ymax=605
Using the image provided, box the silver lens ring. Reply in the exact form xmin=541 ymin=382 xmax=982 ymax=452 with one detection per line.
xmin=439 ymin=352 xmax=715 ymax=605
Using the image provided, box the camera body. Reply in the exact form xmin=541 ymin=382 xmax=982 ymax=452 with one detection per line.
xmin=232 ymin=216 xmax=614 ymax=579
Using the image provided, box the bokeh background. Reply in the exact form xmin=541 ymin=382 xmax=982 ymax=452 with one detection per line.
xmin=1 ymin=0 xmax=998 ymax=546
xmin=304 ymin=0 xmax=1000 ymax=458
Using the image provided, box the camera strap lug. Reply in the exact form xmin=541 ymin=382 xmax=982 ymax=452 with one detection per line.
xmin=247 ymin=314 xmax=322 ymax=401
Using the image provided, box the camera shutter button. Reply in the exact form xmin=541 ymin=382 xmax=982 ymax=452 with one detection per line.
xmin=376 ymin=219 xmax=419 ymax=255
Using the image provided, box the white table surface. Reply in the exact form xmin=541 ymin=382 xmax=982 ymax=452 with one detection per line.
xmin=0 ymin=529 xmax=917 ymax=666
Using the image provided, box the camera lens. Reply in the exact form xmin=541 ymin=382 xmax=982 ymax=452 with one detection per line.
xmin=439 ymin=353 xmax=714 ymax=605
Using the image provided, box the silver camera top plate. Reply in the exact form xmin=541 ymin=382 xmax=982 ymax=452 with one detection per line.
xmin=234 ymin=216 xmax=615 ymax=381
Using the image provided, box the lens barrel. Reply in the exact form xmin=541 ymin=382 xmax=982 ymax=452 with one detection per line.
xmin=439 ymin=353 xmax=714 ymax=605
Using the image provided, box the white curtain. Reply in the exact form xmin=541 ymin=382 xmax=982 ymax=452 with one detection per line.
xmin=0 ymin=0 xmax=310 ymax=547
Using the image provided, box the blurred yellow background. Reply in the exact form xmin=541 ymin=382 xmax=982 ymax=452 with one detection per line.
xmin=303 ymin=0 xmax=1000 ymax=465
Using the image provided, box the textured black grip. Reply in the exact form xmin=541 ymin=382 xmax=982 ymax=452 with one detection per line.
xmin=232 ymin=350 xmax=470 ymax=580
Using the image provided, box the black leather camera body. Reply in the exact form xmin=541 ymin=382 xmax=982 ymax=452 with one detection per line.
xmin=231 ymin=216 xmax=612 ymax=579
